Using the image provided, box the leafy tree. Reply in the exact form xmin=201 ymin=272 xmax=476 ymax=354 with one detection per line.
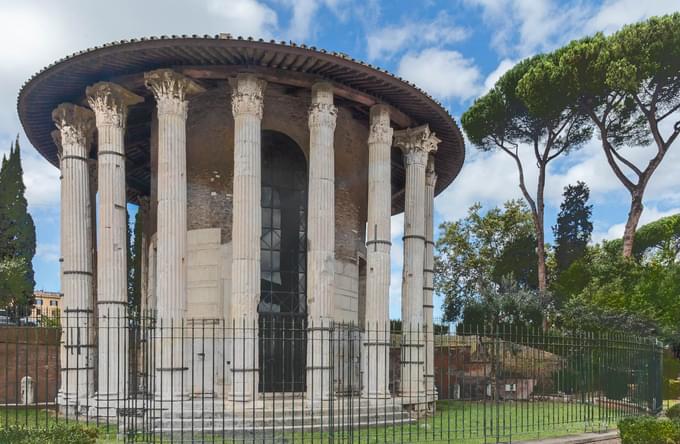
xmin=0 ymin=257 xmax=33 ymax=311
xmin=456 ymin=278 xmax=544 ymax=333
xmin=462 ymin=56 xmax=591 ymax=295
xmin=0 ymin=139 xmax=35 ymax=311
xmin=519 ymin=13 xmax=680 ymax=257
xmin=560 ymin=241 xmax=680 ymax=341
xmin=491 ymin=232 xmax=538 ymax=290
xmin=435 ymin=200 xmax=537 ymax=322
xmin=609 ymin=214 xmax=680 ymax=265
xmin=553 ymin=182 xmax=592 ymax=274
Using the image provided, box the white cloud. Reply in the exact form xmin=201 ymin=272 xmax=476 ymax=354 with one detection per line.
xmin=35 ymin=243 xmax=60 ymax=263
xmin=437 ymin=118 xmax=680 ymax=245
xmin=586 ymin=0 xmax=680 ymax=35
xmin=464 ymin=0 xmax=590 ymax=57
xmin=276 ymin=0 xmax=353 ymax=42
xmin=207 ymin=0 xmax=278 ymax=37
xmin=592 ymin=205 xmax=680 ymax=244
xmin=483 ymin=58 xmax=516 ymax=92
xmin=397 ymin=49 xmax=482 ymax=102
xmin=366 ymin=13 xmax=468 ymax=61
xmin=466 ymin=0 xmax=679 ymax=58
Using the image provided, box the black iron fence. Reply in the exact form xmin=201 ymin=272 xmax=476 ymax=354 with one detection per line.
xmin=0 ymin=310 xmax=663 ymax=443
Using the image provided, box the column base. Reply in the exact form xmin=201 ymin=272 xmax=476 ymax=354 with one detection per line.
xmin=57 ymin=390 xmax=91 ymax=418
xmin=88 ymin=394 xmax=128 ymax=419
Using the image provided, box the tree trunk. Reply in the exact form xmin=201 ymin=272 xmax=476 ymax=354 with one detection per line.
xmin=622 ymin=193 xmax=644 ymax=258
xmin=535 ymin=161 xmax=547 ymax=295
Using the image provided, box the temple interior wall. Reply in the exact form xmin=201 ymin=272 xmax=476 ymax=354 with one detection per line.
xmin=145 ymin=82 xmax=371 ymax=323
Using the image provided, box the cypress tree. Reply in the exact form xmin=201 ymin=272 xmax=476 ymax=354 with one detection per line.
xmin=0 ymin=138 xmax=36 ymax=311
xmin=553 ymin=181 xmax=593 ymax=274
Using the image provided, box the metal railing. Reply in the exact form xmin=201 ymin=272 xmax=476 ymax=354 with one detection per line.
xmin=0 ymin=309 xmax=663 ymax=443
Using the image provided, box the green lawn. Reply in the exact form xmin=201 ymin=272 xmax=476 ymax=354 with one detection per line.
xmin=281 ymin=401 xmax=623 ymax=444
xmin=1 ymin=401 xmax=628 ymax=443
xmin=0 ymin=406 xmax=118 ymax=442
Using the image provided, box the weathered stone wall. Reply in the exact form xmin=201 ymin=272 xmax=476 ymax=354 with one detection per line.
xmin=147 ymin=82 xmax=370 ymax=321
xmin=186 ymin=228 xmax=224 ymax=319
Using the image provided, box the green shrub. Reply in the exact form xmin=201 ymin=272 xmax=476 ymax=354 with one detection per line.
xmin=0 ymin=423 xmax=98 ymax=444
xmin=668 ymin=403 xmax=680 ymax=420
xmin=619 ymin=416 xmax=680 ymax=444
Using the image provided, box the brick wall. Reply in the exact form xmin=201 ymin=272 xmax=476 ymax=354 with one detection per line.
xmin=0 ymin=327 xmax=60 ymax=404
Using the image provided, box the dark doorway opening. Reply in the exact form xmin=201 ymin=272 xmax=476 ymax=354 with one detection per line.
xmin=259 ymin=131 xmax=308 ymax=393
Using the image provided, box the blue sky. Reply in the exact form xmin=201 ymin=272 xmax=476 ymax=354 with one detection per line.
xmin=0 ymin=0 xmax=678 ymax=320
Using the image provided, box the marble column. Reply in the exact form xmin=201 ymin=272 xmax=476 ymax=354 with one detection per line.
xmin=229 ymin=74 xmax=266 ymax=402
xmin=145 ymin=69 xmax=203 ymax=400
xmin=306 ymin=82 xmax=337 ymax=402
xmin=423 ymin=155 xmax=438 ymax=403
xmin=394 ymin=124 xmax=439 ymax=405
xmin=86 ymin=82 xmax=142 ymax=404
xmin=362 ymin=105 xmax=393 ymax=400
xmin=52 ymin=104 xmax=96 ymax=411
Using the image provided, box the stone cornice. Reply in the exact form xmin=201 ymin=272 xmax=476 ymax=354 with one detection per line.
xmin=52 ymin=103 xmax=95 ymax=155
xmin=393 ymin=124 xmax=441 ymax=166
xmin=145 ymin=69 xmax=204 ymax=117
xmin=86 ymin=82 xmax=143 ymax=128
xmin=368 ymin=104 xmax=393 ymax=145
xmin=230 ymin=74 xmax=266 ymax=119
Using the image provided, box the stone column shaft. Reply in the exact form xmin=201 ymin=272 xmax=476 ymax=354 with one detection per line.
xmin=362 ymin=105 xmax=393 ymax=400
xmin=145 ymin=69 xmax=204 ymax=400
xmin=424 ymin=155 xmax=437 ymax=402
xmin=87 ymin=82 xmax=142 ymax=403
xmin=307 ymin=82 xmax=337 ymax=402
xmin=394 ymin=124 xmax=439 ymax=405
xmin=230 ymin=74 xmax=266 ymax=402
xmin=53 ymin=104 xmax=96 ymax=410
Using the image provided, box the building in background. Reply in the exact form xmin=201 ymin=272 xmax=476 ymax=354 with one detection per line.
xmin=30 ymin=290 xmax=62 ymax=319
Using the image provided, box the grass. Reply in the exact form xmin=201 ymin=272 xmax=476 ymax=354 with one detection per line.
xmin=0 ymin=406 xmax=118 ymax=442
xmin=0 ymin=401 xmax=632 ymax=443
xmin=281 ymin=401 xmax=624 ymax=444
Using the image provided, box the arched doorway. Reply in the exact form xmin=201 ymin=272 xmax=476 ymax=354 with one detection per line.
xmin=259 ymin=130 xmax=307 ymax=393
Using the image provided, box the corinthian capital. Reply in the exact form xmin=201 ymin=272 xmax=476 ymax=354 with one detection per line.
xmin=425 ymin=155 xmax=438 ymax=188
xmin=368 ymin=104 xmax=393 ymax=145
xmin=230 ymin=74 xmax=266 ymax=119
xmin=309 ymin=82 xmax=337 ymax=130
xmin=86 ymin=82 xmax=143 ymax=128
xmin=145 ymin=69 xmax=204 ymax=116
xmin=52 ymin=103 xmax=95 ymax=155
xmin=393 ymin=124 xmax=441 ymax=166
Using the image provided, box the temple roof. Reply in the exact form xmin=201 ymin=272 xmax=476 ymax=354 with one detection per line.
xmin=17 ymin=34 xmax=465 ymax=213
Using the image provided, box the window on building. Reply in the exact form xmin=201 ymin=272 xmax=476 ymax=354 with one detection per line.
xmin=36 ymin=299 xmax=43 ymax=305
xmin=50 ymin=300 xmax=58 ymax=306
xmin=36 ymin=309 xmax=41 ymax=316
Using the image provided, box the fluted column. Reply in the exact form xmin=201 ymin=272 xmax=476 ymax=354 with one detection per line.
xmin=145 ymin=69 xmax=203 ymax=400
xmin=52 ymin=104 xmax=96 ymax=412
xmin=307 ymin=82 xmax=337 ymax=402
xmin=424 ymin=155 xmax=438 ymax=403
xmin=362 ymin=105 xmax=393 ymax=400
xmin=87 ymin=82 xmax=142 ymax=404
xmin=394 ymin=124 xmax=439 ymax=406
xmin=229 ymin=74 xmax=266 ymax=402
